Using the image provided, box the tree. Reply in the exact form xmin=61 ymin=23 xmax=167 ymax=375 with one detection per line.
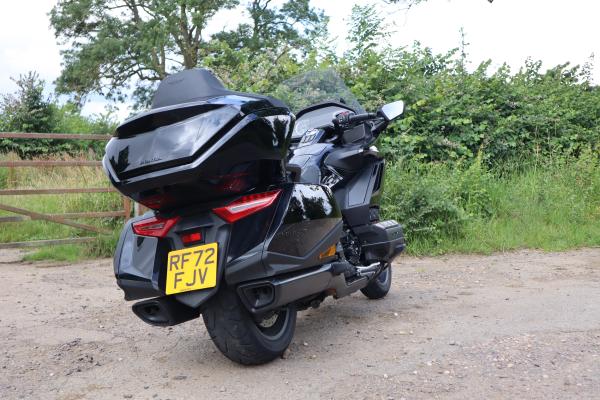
xmin=50 ymin=0 xmax=327 ymax=106
xmin=0 ymin=72 xmax=54 ymax=134
xmin=212 ymin=0 xmax=326 ymax=54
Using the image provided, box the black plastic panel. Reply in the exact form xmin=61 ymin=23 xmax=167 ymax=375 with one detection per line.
xmin=267 ymin=184 xmax=341 ymax=256
xmin=113 ymin=208 xmax=233 ymax=307
xmin=353 ymin=220 xmax=406 ymax=263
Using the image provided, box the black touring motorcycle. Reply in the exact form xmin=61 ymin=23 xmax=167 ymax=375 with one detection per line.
xmin=104 ymin=69 xmax=405 ymax=365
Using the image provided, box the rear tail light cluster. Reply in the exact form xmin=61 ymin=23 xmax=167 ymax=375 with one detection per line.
xmin=132 ymin=189 xmax=281 ymax=238
xmin=132 ymin=216 xmax=180 ymax=238
xmin=213 ymin=190 xmax=281 ymax=223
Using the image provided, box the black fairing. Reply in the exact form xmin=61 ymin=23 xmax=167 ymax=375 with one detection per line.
xmin=226 ymin=183 xmax=342 ymax=284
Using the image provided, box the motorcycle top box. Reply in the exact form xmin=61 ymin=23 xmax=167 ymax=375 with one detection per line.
xmin=103 ymin=69 xmax=293 ymax=211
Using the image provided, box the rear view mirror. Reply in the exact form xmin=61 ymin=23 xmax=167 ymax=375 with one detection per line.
xmin=379 ymin=100 xmax=405 ymax=121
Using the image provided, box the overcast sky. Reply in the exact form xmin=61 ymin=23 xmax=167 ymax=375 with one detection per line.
xmin=0 ymin=0 xmax=598 ymax=119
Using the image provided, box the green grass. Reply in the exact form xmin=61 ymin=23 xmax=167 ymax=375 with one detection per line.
xmin=22 ymin=244 xmax=84 ymax=262
xmin=22 ymin=232 xmax=120 ymax=262
xmin=383 ymin=151 xmax=600 ymax=256
xmin=1 ymin=152 xmax=124 ymax=260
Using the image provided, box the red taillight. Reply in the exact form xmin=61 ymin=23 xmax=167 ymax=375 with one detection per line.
xmin=213 ymin=190 xmax=281 ymax=223
xmin=132 ymin=215 xmax=180 ymax=238
xmin=216 ymin=172 xmax=250 ymax=193
xmin=181 ymin=232 xmax=202 ymax=244
xmin=139 ymin=194 xmax=173 ymax=210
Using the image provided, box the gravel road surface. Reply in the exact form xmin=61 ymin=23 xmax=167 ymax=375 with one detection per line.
xmin=1 ymin=248 xmax=599 ymax=399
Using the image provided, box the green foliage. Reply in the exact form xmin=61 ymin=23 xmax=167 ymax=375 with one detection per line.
xmin=382 ymin=157 xmax=492 ymax=242
xmin=213 ymin=0 xmax=327 ymax=54
xmin=346 ymin=4 xmax=390 ymax=62
xmin=339 ymin=8 xmax=600 ymax=165
xmin=0 ymin=72 xmax=54 ymax=133
xmin=382 ymin=152 xmax=600 ymax=255
xmin=50 ymin=0 xmax=327 ymax=106
xmin=0 ymin=72 xmax=116 ymax=157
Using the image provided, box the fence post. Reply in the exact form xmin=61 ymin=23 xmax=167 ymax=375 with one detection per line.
xmin=122 ymin=196 xmax=131 ymax=219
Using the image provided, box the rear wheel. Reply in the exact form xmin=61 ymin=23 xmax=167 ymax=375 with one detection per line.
xmin=361 ymin=264 xmax=392 ymax=299
xmin=202 ymin=287 xmax=296 ymax=365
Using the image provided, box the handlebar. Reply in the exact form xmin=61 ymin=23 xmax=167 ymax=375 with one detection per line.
xmin=348 ymin=112 xmax=377 ymax=123
xmin=333 ymin=112 xmax=378 ymax=128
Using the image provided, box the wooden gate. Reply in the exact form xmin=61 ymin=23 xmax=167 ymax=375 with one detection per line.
xmin=0 ymin=132 xmax=131 ymax=249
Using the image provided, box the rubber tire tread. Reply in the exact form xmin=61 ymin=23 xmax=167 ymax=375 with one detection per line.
xmin=360 ymin=265 xmax=392 ymax=299
xmin=202 ymin=286 xmax=296 ymax=365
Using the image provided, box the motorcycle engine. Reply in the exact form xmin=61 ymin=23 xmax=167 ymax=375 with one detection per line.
xmin=341 ymin=229 xmax=362 ymax=266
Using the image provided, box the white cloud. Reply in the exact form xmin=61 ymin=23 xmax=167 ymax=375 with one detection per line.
xmin=0 ymin=0 xmax=62 ymax=93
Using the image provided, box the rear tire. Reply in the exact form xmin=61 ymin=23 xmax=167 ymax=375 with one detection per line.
xmin=202 ymin=286 xmax=296 ymax=365
xmin=361 ymin=264 xmax=392 ymax=299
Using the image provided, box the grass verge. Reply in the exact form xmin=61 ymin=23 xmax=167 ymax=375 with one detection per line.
xmin=382 ymin=151 xmax=600 ymax=255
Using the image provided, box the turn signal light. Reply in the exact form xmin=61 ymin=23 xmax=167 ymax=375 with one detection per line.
xmin=213 ymin=190 xmax=281 ymax=223
xmin=132 ymin=216 xmax=180 ymax=238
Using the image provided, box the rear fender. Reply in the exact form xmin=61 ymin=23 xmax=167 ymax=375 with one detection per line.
xmin=113 ymin=211 xmax=232 ymax=307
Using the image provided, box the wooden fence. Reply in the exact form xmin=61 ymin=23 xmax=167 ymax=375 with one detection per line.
xmin=0 ymin=132 xmax=131 ymax=249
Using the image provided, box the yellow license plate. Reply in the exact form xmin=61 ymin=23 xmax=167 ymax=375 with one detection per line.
xmin=165 ymin=243 xmax=218 ymax=295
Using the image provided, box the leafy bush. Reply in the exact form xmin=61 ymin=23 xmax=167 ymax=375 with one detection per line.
xmin=382 ymin=157 xmax=493 ymax=243
xmin=382 ymin=152 xmax=600 ymax=255
xmin=335 ymin=6 xmax=600 ymax=167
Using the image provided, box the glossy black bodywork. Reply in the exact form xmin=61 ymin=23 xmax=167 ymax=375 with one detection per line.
xmin=104 ymin=95 xmax=293 ymax=211
xmin=113 ymin=183 xmax=342 ymax=308
xmin=353 ymin=220 xmax=405 ymax=263
xmin=288 ymin=143 xmax=385 ymax=228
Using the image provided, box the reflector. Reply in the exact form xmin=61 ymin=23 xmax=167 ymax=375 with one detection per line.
xmin=319 ymin=244 xmax=337 ymax=259
xmin=181 ymin=232 xmax=202 ymax=244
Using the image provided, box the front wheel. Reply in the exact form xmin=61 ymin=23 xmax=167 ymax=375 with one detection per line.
xmin=202 ymin=287 xmax=296 ymax=365
xmin=361 ymin=264 xmax=392 ymax=299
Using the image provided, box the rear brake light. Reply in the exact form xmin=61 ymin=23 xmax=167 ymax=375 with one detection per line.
xmin=213 ymin=190 xmax=281 ymax=223
xmin=132 ymin=216 xmax=180 ymax=238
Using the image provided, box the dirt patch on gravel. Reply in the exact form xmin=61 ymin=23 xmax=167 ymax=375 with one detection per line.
xmin=1 ymin=248 xmax=599 ymax=399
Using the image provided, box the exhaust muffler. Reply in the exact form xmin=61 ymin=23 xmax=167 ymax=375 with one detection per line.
xmin=132 ymin=296 xmax=200 ymax=327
